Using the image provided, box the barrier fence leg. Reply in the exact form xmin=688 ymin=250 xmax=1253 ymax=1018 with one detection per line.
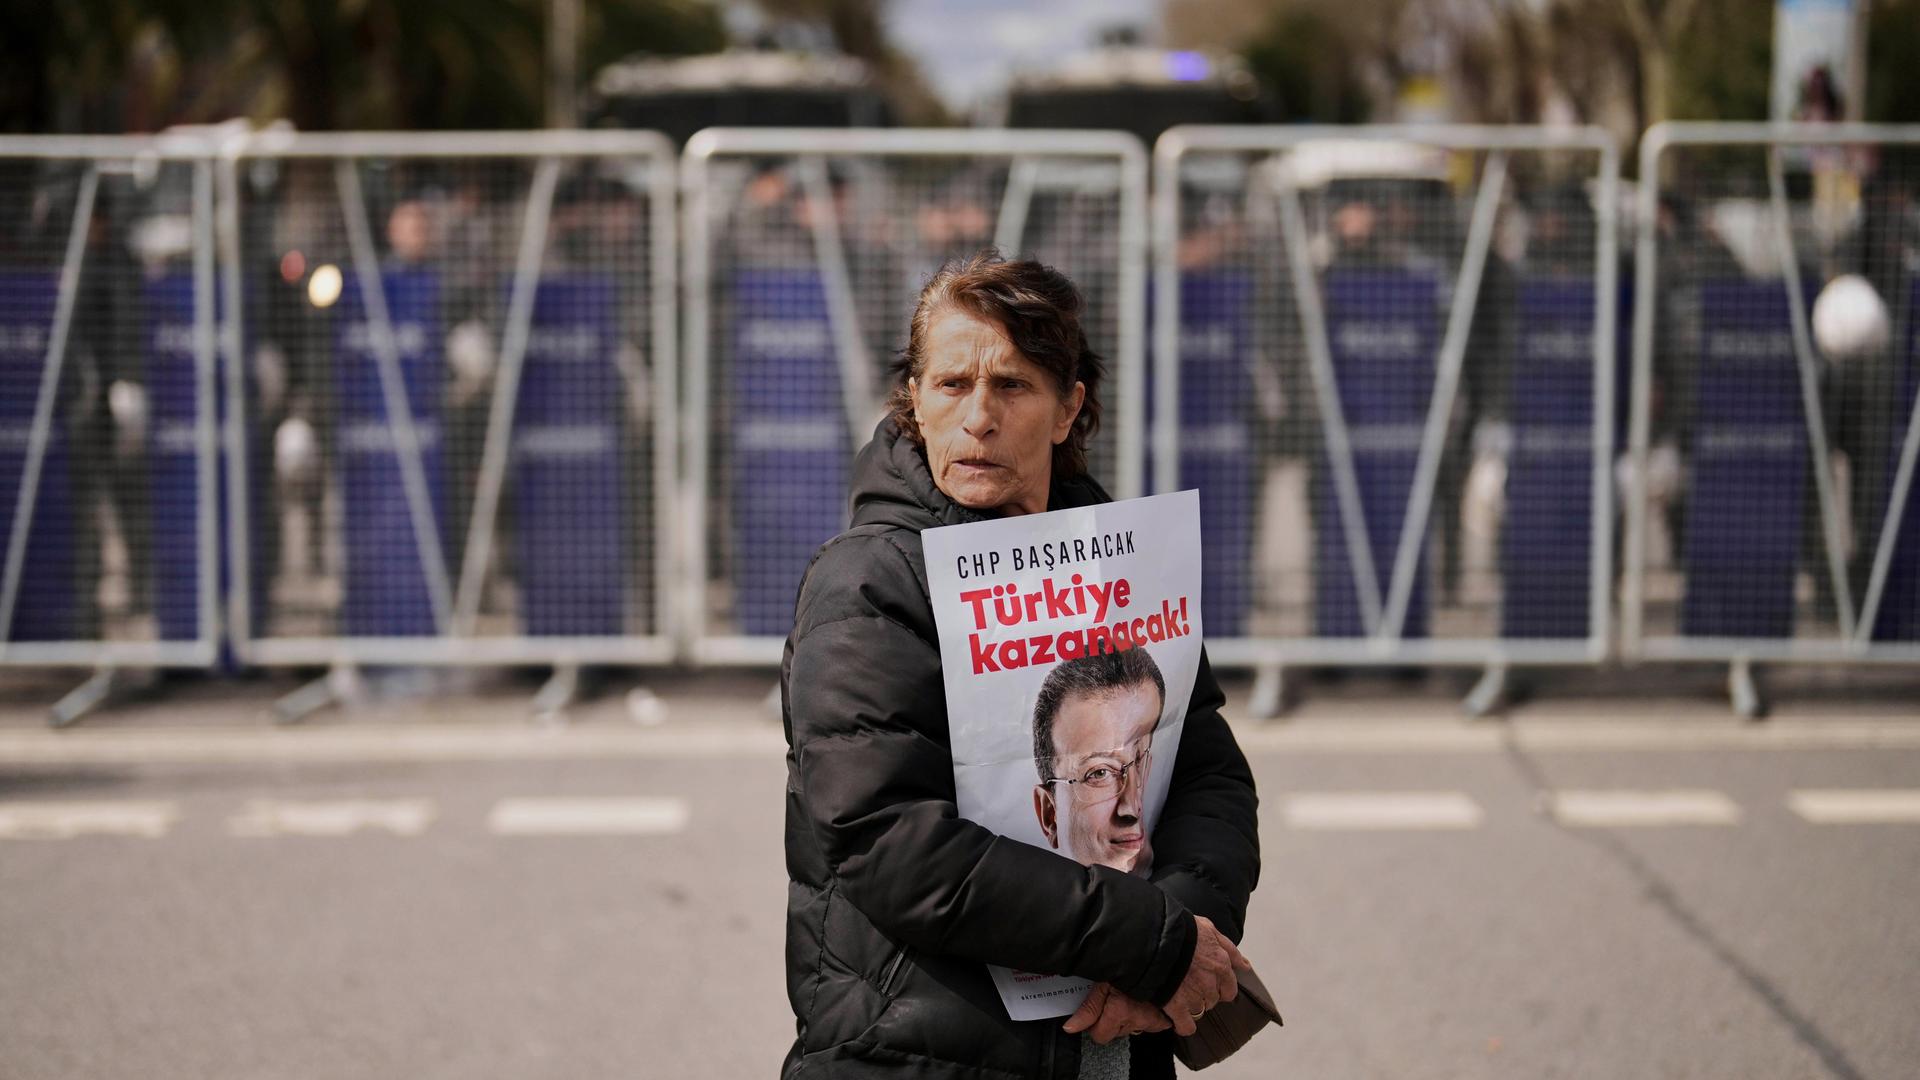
xmin=1248 ymin=662 xmax=1288 ymax=720
xmin=48 ymin=668 xmax=157 ymax=729
xmin=624 ymin=685 xmax=667 ymax=727
xmin=532 ymin=662 xmax=581 ymax=724
xmin=273 ymin=662 xmax=363 ymax=725
xmin=1729 ymin=655 xmax=1765 ymax=721
xmin=1462 ymin=662 xmax=1509 ymax=719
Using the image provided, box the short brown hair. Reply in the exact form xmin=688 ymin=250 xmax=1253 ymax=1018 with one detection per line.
xmin=888 ymin=251 xmax=1104 ymax=479
xmin=1032 ymin=647 xmax=1164 ymax=783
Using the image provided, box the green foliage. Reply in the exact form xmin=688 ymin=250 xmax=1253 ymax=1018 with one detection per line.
xmin=1242 ymin=6 xmax=1371 ymax=124
xmin=0 ymin=0 xmax=157 ymax=132
xmin=1662 ymin=0 xmax=1920 ymax=123
xmin=0 ymin=0 xmax=727 ymax=133
xmin=1666 ymin=0 xmax=1773 ymax=121
xmin=1867 ymin=0 xmax=1920 ymax=122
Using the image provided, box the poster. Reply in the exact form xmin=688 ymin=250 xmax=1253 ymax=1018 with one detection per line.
xmin=923 ymin=490 xmax=1203 ymax=1021
xmin=1771 ymin=0 xmax=1862 ymax=124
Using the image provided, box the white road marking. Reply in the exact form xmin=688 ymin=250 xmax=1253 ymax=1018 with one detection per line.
xmin=3 ymin=714 xmax=1920 ymax=764
xmin=0 ymin=801 xmax=179 ymax=839
xmin=487 ymin=797 xmax=689 ymax=836
xmin=7 ymin=789 xmax=1918 ymax=839
xmin=1283 ymin=792 xmax=1484 ymax=830
xmin=1550 ymin=790 xmax=1742 ymax=827
xmin=0 ymin=725 xmax=788 ymax=765
xmin=228 ymin=799 xmax=435 ymax=837
xmin=1230 ymin=720 xmax=1920 ymax=754
xmin=3 ymin=717 xmax=1920 ymax=766
xmin=1788 ymin=789 xmax=1920 ymax=824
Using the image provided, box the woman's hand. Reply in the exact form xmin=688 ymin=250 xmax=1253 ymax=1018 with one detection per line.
xmin=1160 ymin=915 xmax=1251 ymax=1036
xmin=1063 ymin=982 xmax=1173 ymax=1044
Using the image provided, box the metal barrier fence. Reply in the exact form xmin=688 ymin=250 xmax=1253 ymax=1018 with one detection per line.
xmin=9 ymin=122 xmax=1919 ymax=709
xmin=218 ymin=131 xmax=679 ymax=681
xmin=681 ymin=129 xmax=1147 ymax=664
xmin=0 ymin=135 xmax=223 ymax=677
xmin=1627 ymin=124 xmax=1920 ymax=701
xmin=1152 ymin=126 xmax=1620 ymax=708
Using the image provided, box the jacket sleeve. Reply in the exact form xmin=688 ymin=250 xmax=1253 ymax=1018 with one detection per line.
xmin=785 ymin=532 xmax=1197 ymax=1007
xmin=1148 ymin=650 xmax=1261 ymax=942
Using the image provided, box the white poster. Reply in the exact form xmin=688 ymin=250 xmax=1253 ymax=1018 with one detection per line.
xmin=923 ymin=490 xmax=1203 ymax=1021
xmin=1771 ymin=0 xmax=1862 ymax=123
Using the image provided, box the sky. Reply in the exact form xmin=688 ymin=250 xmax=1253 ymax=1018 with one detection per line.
xmin=884 ymin=0 xmax=1161 ymax=110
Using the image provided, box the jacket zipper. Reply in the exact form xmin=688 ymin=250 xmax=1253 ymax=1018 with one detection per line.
xmin=879 ymin=946 xmax=910 ymax=996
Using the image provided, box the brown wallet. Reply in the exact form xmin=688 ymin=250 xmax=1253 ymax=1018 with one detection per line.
xmin=1170 ymin=965 xmax=1284 ymax=1070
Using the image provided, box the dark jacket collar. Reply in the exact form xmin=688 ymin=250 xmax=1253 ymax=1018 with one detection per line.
xmin=848 ymin=419 xmax=1111 ymax=533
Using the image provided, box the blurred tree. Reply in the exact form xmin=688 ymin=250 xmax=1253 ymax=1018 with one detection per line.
xmin=1222 ymin=0 xmax=1875 ymax=149
xmin=0 ymin=0 xmax=165 ymax=133
xmin=1612 ymin=0 xmax=1709 ymax=130
xmin=1866 ymin=0 xmax=1920 ymax=122
xmin=1240 ymin=4 xmax=1372 ymax=123
xmin=0 ymin=0 xmax=726 ymax=133
xmin=1434 ymin=0 xmax=1772 ymax=132
xmin=1665 ymin=0 xmax=1773 ymax=123
xmin=191 ymin=0 xmax=545 ymax=130
xmin=1497 ymin=0 xmax=1771 ymax=137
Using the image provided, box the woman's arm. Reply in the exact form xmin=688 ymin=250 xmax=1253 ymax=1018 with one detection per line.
xmin=785 ymin=530 xmax=1197 ymax=1006
xmin=1147 ymin=650 xmax=1261 ymax=941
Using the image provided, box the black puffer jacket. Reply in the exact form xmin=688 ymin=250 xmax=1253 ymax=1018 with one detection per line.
xmin=780 ymin=421 xmax=1261 ymax=1079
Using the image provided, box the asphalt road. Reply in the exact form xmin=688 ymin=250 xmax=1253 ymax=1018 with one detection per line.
xmin=2 ymin=677 xmax=1918 ymax=1079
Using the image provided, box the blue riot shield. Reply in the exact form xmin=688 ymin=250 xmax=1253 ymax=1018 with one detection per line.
xmin=335 ymin=268 xmax=448 ymax=637
xmin=1503 ymin=277 xmax=1595 ymax=639
xmin=1872 ymin=278 xmax=1920 ymax=641
xmin=726 ymin=268 xmax=848 ymax=637
xmin=147 ymin=272 xmax=266 ymax=649
xmin=1680 ymin=281 xmax=1805 ymax=638
xmin=512 ymin=274 xmax=626 ymax=637
xmin=0 ymin=270 xmax=76 ymax=642
xmin=1175 ymin=271 xmax=1256 ymax=637
xmin=1315 ymin=268 xmax=1439 ymax=638
xmin=146 ymin=272 xmax=207 ymax=642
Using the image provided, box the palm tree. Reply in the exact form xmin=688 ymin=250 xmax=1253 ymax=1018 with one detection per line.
xmin=1 ymin=0 xmax=727 ymax=133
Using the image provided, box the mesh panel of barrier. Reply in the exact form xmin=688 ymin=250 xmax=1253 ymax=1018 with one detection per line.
xmin=0 ymin=147 xmax=218 ymax=665
xmin=1157 ymin=129 xmax=1616 ymax=661
xmin=1632 ymin=127 xmax=1920 ymax=657
xmin=225 ymin=135 xmax=675 ymax=663
xmin=685 ymin=133 xmax=1145 ymax=658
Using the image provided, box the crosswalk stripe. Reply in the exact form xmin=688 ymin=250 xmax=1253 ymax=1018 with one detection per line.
xmin=14 ymin=791 xmax=1919 ymax=839
xmin=5 ymin=719 xmax=1920 ymax=765
xmin=0 ymin=801 xmax=180 ymax=839
xmin=487 ymin=797 xmax=689 ymax=836
xmin=228 ymin=799 xmax=436 ymax=837
xmin=1788 ymin=789 xmax=1920 ymax=824
xmin=1550 ymin=790 xmax=1741 ymax=827
xmin=1283 ymin=792 xmax=1484 ymax=830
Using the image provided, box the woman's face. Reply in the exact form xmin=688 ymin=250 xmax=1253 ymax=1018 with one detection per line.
xmin=909 ymin=309 xmax=1084 ymax=517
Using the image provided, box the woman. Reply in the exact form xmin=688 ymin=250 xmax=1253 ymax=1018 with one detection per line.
xmin=781 ymin=253 xmax=1261 ymax=1079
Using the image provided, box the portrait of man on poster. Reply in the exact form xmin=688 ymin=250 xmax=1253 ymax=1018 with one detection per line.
xmin=1031 ymin=647 xmax=1166 ymax=875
